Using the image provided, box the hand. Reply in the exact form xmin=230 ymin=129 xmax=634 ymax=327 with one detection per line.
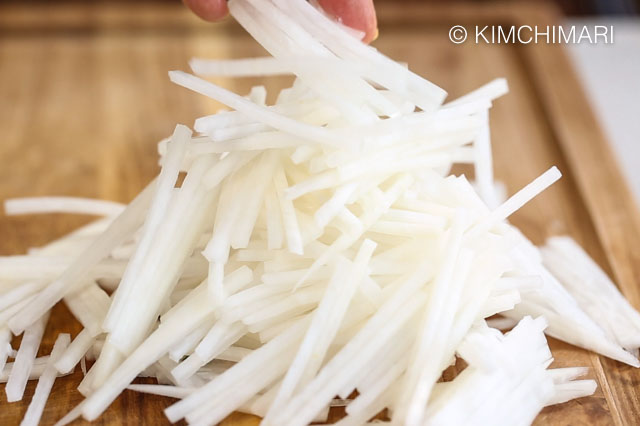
xmin=183 ymin=0 xmax=378 ymax=43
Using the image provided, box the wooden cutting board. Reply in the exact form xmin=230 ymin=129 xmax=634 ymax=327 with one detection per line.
xmin=1 ymin=2 xmax=639 ymax=425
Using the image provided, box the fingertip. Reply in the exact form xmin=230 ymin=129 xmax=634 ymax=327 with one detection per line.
xmin=183 ymin=0 xmax=229 ymax=22
xmin=317 ymin=0 xmax=378 ymax=44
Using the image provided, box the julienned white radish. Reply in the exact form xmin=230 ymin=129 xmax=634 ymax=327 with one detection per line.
xmin=20 ymin=333 xmax=70 ymax=426
xmin=1 ymin=0 xmax=639 ymax=425
xmin=4 ymin=197 xmax=125 ymax=217
xmin=1 ymin=355 xmax=74 ymax=383
xmin=7 ymin=181 xmax=157 ymax=335
xmin=5 ymin=312 xmax=50 ymax=402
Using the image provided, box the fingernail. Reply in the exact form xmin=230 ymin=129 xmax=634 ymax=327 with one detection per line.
xmin=372 ymin=27 xmax=379 ymax=42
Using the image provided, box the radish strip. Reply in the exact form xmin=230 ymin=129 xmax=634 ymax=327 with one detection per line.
xmin=55 ymin=328 xmax=96 ymax=374
xmin=0 ymin=327 xmax=13 ymax=378
xmin=169 ymin=71 xmax=346 ymax=149
xmin=6 ymin=311 xmax=50 ymax=402
xmin=9 ymin=180 xmax=155 ymax=335
xmin=20 ymin=333 xmax=71 ymax=426
xmin=5 ymin=197 xmax=125 ymax=217
xmin=103 ymin=125 xmax=190 ymax=332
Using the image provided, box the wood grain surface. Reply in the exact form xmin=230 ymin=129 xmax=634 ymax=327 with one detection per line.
xmin=0 ymin=2 xmax=639 ymax=425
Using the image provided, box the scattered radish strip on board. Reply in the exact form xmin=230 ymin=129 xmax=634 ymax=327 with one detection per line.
xmin=1 ymin=0 xmax=639 ymax=425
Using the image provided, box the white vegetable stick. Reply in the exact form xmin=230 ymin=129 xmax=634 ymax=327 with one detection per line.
xmin=8 ymin=180 xmax=155 ymax=335
xmin=382 ymin=208 xmax=448 ymax=228
xmin=542 ymin=236 xmax=640 ymax=349
xmin=53 ymin=401 xmax=85 ymax=426
xmin=290 ymin=145 xmax=318 ymax=164
xmin=369 ymin=220 xmax=445 ymax=237
xmin=0 ymin=257 xmax=127 ymax=281
xmin=264 ymin=181 xmax=285 ymax=250
xmin=168 ymin=320 xmax=213 ymax=362
xmin=202 ymin=151 xmax=258 ymax=190
xmin=468 ymin=166 xmax=562 ymax=238
xmin=169 ymin=71 xmax=345 ymax=149
xmin=5 ymin=197 xmax=125 ymax=217
xmin=486 ymin=316 xmax=518 ymax=330
xmin=269 ymin=0 xmax=447 ymax=110
xmin=54 ymin=328 xmax=96 ymax=374
xmin=247 ymin=85 xmax=267 ymax=105
xmin=349 ymin=361 xmax=406 ymax=418
xmin=63 ymin=281 xmax=110 ymax=336
xmin=103 ymin=156 xmax=219 ymax=360
xmin=203 ymin=164 xmax=259 ymax=300
xmin=336 ymin=383 xmax=398 ymax=426
xmin=163 ymin=266 xmax=253 ymax=327
xmin=20 ymin=333 xmax=71 ymax=426
xmin=186 ymin=361 xmax=284 ymax=425
xmin=176 ymin=319 xmax=309 ymax=425
xmin=472 ymin=110 xmax=498 ymax=208
xmin=81 ymin=268 xmax=253 ymax=419
xmin=192 ymin=132 xmax=303 ymax=153
xmin=546 ymin=380 xmax=597 ymax=406
xmin=446 ymin=78 xmax=509 ymax=107
xmin=194 ymin=321 xmax=247 ymax=361
xmin=247 ymin=379 xmax=284 ymax=416
xmin=273 ymin=163 xmax=304 ymax=255
xmin=505 ymin=241 xmax=640 ymax=366
xmin=103 ymin=125 xmax=190 ymax=331
xmin=153 ymin=356 xmax=186 ymax=386
xmin=1 ymin=356 xmax=70 ymax=383
xmin=0 ymin=293 xmax=38 ymax=327
xmin=191 ymin=56 xmax=291 ymax=77
xmin=481 ymin=290 xmax=522 ymax=318
xmin=0 ymin=280 xmax=47 ymax=312
xmin=230 ymin=151 xmax=279 ymax=249
xmin=29 ymin=217 xmax=114 ymax=257
xmin=81 ymin=283 xmax=216 ymax=418
xmin=6 ymin=311 xmax=50 ymax=402
xmin=190 ymin=56 xmax=368 ymax=79
xmin=350 ymin=322 xmax=415 ymax=397
xmin=548 ymin=367 xmax=589 ymax=384
xmin=314 ymin=182 xmax=358 ymax=229
xmin=266 ymin=242 xmax=375 ymax=422
xmin=241 ymin=285 xmax=325 ymax=325
xmin=395 ymin=218 xmax=470 ymax=426
xmin=171 ymin=332 xmax=243 ymax=384
xmin=426 ymin=317 xmax=553 ymax=425
xmin=229 ymin=0 xmax=397 ymax=121
xmin=273 ymin=262 xmax=433 ymax=425
xmin=80 ymin=357 xmax=87 ymax=376
xmin=0 ymin=327 xmax=13 ymax=378
xmin=216 ymin=346 xmax=253 ymax=363
xmin=493 ymin=275 xmax=543 ymax=293
xmin=206 ymin=122 xmax=270 ymax=142
xmin=295 ymin=175 xmax=413 ymax=290
xmin=127 ymin=384 xmax=195 ymax=399
xmin=194 ymin=99 xmax=323 ymax=133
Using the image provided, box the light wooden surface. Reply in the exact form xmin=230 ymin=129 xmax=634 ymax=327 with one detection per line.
xmin=0 ymin=2 xmax=639 ymax=425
